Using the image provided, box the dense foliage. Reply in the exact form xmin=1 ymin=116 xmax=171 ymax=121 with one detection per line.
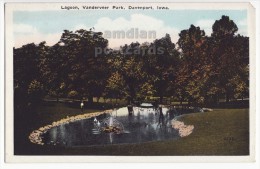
xmin=14 ymin=15 xmax=249 ymax=107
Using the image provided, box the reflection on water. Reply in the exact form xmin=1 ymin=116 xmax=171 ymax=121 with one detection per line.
xmin=42 ymin=107 xmax=180 ymax=147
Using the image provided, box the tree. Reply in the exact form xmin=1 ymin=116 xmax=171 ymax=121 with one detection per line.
xmin=14 ymin=42 xmax=47 ymax=107
xmin=57 ymin=29 xmax=109 ymax=103
xmin=211 ymin=15 xmax=249 ymax=103
xmin=106 ymin=42 xmax=147 ymax=103
xmin=177 ymin=25 xmax=208 ymax=105
xmin=148 ymin=34 xmax=179 ymax=103
xmin=105 ymin=71 xmax=126 ymax=100
xmin=39 ymin=43 xmax=68 ymax=102
xmin=212 ymin=15 xmax=238 ymax=38
xmin=176 ymin=15 xmax=249 ymax=106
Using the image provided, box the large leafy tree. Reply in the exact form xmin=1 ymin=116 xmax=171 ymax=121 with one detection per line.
xmin=39 ymin=43 xmax=68 ymax=101
xmin=14 ymin=42 xmax=47 ymax=106
xmin=210 ymin=15 xmax=249 ymax=103
xmin=147 ymin=34 xmax=179 ymax=103
xmin=212 ymin=15 xmax=238 ymax=38
xmin=176 ymin=16 xmax=249 ymax=105
xmin=106 ymin=43 xmax=146 ymax=103
xmin=57 ymin=29 xmax=109 ymax=103
xmin=177 ymin=25 xmax=208 ymax=105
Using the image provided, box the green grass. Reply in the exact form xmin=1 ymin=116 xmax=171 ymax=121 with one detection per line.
xmin=165 ymin=108 xmax=249 ymax=155
xmin=30 ymin=102 xmax=101 ymax=129
xmin=15 ymin=101 xmax=249 ymax=155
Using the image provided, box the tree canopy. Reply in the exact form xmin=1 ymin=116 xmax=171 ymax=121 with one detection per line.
xmin=14 ymin=15 xmax=249 ymax=107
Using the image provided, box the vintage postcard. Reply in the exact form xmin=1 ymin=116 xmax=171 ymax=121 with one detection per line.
xmin=4 ymin=2 xmax=256 ymax=163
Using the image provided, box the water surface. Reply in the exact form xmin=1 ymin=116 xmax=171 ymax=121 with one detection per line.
xmin=42 ymin=107 xmax=180 ymax=147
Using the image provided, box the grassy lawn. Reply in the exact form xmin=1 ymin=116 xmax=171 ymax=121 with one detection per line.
xmin=162 ymin=108 xmax=249 ymax=155
xmin=33 ymin=102 xmax=101 ymax=128
xmin=14 ymin=101 xmax=249 ymax=155
xmin=178 ymin=108 xmax=249 ymax=155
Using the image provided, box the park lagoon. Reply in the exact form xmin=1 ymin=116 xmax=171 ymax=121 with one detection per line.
xmin=29 ymin=106 xmax=197 ymax=147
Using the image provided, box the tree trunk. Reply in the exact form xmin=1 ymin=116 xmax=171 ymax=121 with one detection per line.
xmin=128 ymin=84 xmax=135 ymax=103
xmin=56 ymin=95 xmax=59 ymax=102
xmin=226 ymin=93 xmax=230 ymax=103
xmin=159 ymin=95 xmax=163 ymax=104
xmin=213 ymin=94 xmax=218 ymax=105
xmin=88 ymin=96 xmax=93 ymax=103
xmin=180 ymin=98 xmax=183 ymax=111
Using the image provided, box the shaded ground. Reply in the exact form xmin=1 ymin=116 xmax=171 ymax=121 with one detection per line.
xmin=14 ymin=101 xmax=249 ymax=155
